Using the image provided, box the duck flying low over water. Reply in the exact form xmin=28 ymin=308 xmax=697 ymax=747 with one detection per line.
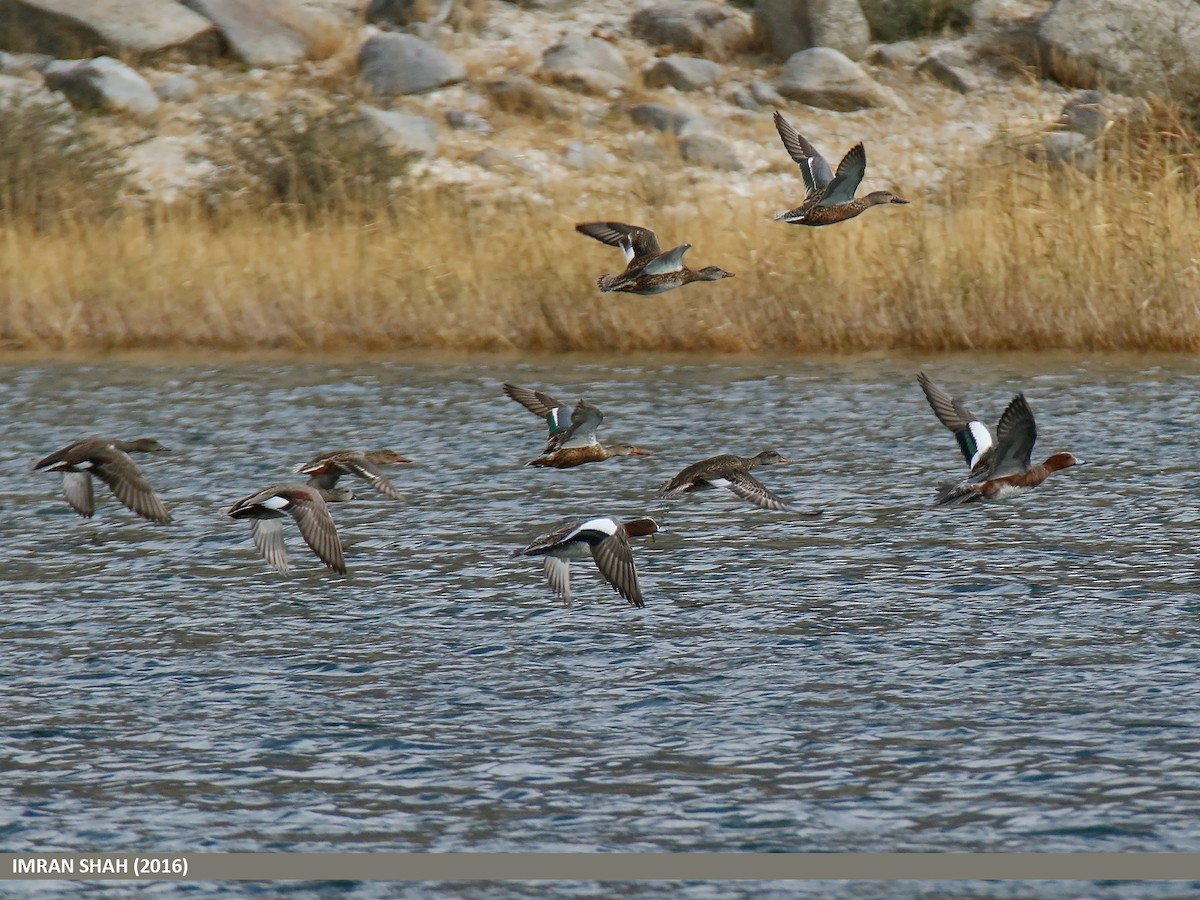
xmin=917 ymin=372 xmax=999 ymax=478
xmin=934 ymin=393 xmax=1082 ymax=507
xmin=226 ymin=483 xmax=346 ymax=576
xmin=771 ymin=111 xmax=908 ymax=226
xmin=514 ymin=516 xmax=661 ymax=608
xmin=658 ymin=450 xmax=791 ymax=511
xmin=503 ymin=383 xmax=650 ymax=468
xmin=297 ymin=449 xmax=409 ymax=501
xmin=574 ymin=221 xmax=734 ymax=295
xmin=33 ymin=437 xmax=172 ymax=523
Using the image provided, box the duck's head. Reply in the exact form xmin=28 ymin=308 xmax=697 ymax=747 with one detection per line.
xmin=609 ymin=442 xmax=651 ymax=458
xmin=127 ymin=438 xmax=170 ymax=452
xmin=753 ymin=450 xmax=791 ymax=465
xmin=1044 ymin=452 xmax=1082 ymax=472
xmin=623 ymin=517 xmax=660 ymax=538
xmin=866 ymin=190 xmax=909 ymax=206
xmin=696 ymin=266 xmax=735 ymax=282
xmin=366 ymin=449 xmax=411 ymax=465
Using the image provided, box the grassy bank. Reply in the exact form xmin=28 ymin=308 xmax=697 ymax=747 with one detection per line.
xmin=2 ymin=125 xmax=1199 ymax=355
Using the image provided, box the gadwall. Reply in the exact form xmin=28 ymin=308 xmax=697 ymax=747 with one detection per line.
xmin=772 ymin=111 xmax=908 ymax=226
xmin=227 ymin=483 xmax=346 ymax=576
xmin=575 ymin=222 xmax=733 ymax=295
xmin=658 ymin=450 xmax=791 ymax=511
xmin=297 ymin=449 xmax=409 ymax=501
xmin=514 ymin=516 xmax=661 ymax=608
xmin=503 ymin=383 xmax=650 ymax=469
xmin=33 ymin=437 xmax=171 ymax=523
xmin=935 ymin=394 xmax=1082 ymax=506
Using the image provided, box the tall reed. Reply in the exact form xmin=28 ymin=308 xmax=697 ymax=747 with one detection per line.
xmin=2 ymin=109 xmax=1198 ymax=354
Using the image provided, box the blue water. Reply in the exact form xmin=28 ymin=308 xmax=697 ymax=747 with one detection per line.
xmin=2 ymin=352 xmax=1199 ymax=897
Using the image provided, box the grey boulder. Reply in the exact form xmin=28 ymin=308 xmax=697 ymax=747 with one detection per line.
xmin=181 ymin=0 xmax=314 ymax=68
xmin=678 ymin=131 xmax=742 ymax=171
xmin=915 ymin=53 xmax=977 ymax=93
xmin=754 ymin=0 xmax=870 ymax=61
xmin=1038 ymin=0 xmax=1200 ymax=101
xmin=43 ymin=55 xmax=159 ymax=121
xmin=0 ymin=0 xmax=219 ymax=62
xmin=642 ymin=56 xmax=720 ymax=91
xmin=357 ymin=104 xmax=439 ymax=158
xmin=776 ymin=47 xmax=898 ymax=111
xmin=358 ymin=32 xmax=466 ymax=96
xmin=541 ymin=36 xmax=629 ymax=94
xmin=627 ymin=102 xmax=711 ymax=135
xmin=629 ymin=1 xmax=754 ymax=62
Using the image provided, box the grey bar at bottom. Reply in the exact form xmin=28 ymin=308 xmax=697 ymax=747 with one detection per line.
xmin=4 ymin=853 xmax=1200 ymax=881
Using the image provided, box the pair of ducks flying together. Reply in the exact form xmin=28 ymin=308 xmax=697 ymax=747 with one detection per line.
xmin=574 ymin=111 xmax=909 ymax=297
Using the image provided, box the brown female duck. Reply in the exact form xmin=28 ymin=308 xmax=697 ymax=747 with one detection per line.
xmin=658 ymin=450 xmax=791 ymax=511
xmin=33 ymin=437 xmax=172 ymax=523
xmin=297 ymin=449 xmax=409 ymax=500
xmin=575 ymin=222 xmax=733 ymax=295
xmin=772 ymin=111 xmax=908 ymax=226
xmin=503 ymin=383 xmax=650 ymax=469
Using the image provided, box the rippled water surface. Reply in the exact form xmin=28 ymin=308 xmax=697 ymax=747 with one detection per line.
xmin=3 ymin=352 xmax=1200 ymax=893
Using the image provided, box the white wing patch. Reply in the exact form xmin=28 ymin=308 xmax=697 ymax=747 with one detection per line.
xmin=967 ymin=421 xmax=994 ymax=468
xmin=576 ymin=517 xmax=619 ymax=537
xmin=261 ymin=496 xmax=290 ymax=511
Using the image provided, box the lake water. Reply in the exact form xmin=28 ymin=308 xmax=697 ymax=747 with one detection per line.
xmin=3 ymin=352 xmax=1200 ymax=898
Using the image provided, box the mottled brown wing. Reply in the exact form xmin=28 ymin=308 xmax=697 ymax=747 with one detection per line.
xmin=575 ymin=222 xmax=662 ymax=261
xmin=289 ymin=496 xmax=346 ymax=573
xmin=503 ymin=383 xmax=569 ymax=419
xmin=722 ymin=470 xmax=790 ymax=512
xmin=91 ymin=450 xmax=172 ymax=523
xmin=338 ymin=454 xmax=403 ymax=501
xmin=590 ymin=530 xmax=644 ymax=608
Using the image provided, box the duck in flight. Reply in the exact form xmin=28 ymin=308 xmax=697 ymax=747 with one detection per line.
xmin=503 ymin=383 xmax=650 ymax=468
xmin=931 ymin=390 xmax=1082 ymax=507
xmin=575 ymin=222 xmax=733 ymax=295
xmin=658 ymin=450 xmax=791 ymax=511
xmin=33 ymin=437 xmax=172 ymax=523
xmin=226 ymin=483 xmax=347 ymax=576
xmin=297 ymin=449 xmax=409 ymax=501
xmin=772 ymin=111 xmax=908 ymax=226
xmin=514 ymin=516 xmax=661 ymax=608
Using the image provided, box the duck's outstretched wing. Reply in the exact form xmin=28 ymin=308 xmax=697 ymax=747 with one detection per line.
xmin=917 ymin=372 xmax=995 ymax=475
xmin=575 ymin=222 xmax=662 ymax=263
xmin=772 ymin=111 xmax=834 ymax=195
xmin=986 ymin=393 xmax=1036 ymax=478
xmin=590 ymin=530 xmax=644 ymax=608
xmin=817 ymin=143 xmax=867 ymax=207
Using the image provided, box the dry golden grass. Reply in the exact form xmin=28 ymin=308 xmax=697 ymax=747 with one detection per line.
xmin=2 ymin=127 xmax=1200 ymax=355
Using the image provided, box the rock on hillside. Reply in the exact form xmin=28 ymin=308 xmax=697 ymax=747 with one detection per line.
xmin=0 ymin=0 xmax=220 ymax=61
xmin=754 ymin=0 xmax=870 ymax=61
xmin=180 ymin=0 xmax=317 ymax=67
xmin=1038 ymin=0 xmax=1200 ymax=102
